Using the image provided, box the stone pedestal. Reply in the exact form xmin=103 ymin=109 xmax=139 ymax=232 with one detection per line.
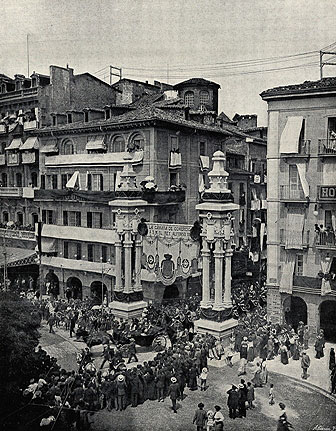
xmin=109 ymin=300 xmax=148 ymax=320
xmin=194 ymin=317 xmax=238 ymax=347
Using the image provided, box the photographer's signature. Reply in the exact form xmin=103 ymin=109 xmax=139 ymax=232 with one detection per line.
xmin=312 ymin=426 xmax=336 ymax=431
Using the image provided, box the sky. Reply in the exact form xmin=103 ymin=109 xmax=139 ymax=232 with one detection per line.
xmin=1 ymin=0 xmax=336 ymax=126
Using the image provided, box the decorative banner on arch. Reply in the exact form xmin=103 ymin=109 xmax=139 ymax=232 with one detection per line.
xmin=142 ymin=223 xmax=200 ymax=285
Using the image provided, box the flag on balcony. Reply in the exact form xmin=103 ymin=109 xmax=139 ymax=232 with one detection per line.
xmin=279 ymin=251 xmax=295 ymax=294
xmin=296 ymin=162 xmax=309 ymax=198
xmin=285 ymin=208 xmax=305 ymax=249
xmin=320 ymin=256 xmax=332 ymax=296
xmin=279 ymin=116 xmax=303 ymax=153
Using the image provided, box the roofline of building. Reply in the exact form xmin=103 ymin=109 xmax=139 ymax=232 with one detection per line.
xmin=112 ymin=78 xmax=161 ymax=90
xmin=260 ymin=87 xmax=336 ymax=100
xmin=173 ymin=78 xmax=220 ymax=89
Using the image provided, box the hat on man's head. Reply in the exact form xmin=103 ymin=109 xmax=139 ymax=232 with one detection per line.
xmin=279 ymin=402 xmax=286 ymax=410
xmin=117 ymin=375 xmax=125 ymax=382
xmin=171 ymin=377 xmax=177 ymax=383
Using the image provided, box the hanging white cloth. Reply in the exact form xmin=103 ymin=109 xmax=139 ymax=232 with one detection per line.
xmin=279 ymin=116 xmax=303 ymax=153
xmin=332 ymin=211 xmax=336 ymax=236
xmin=279 ymin=252 xmax=296 ymax=294
xmin=285 ymin=209 xmax=305 ymax=249
xmin=198 ymin=174 xmax=205 ymax=193
xmin=66 ymin=171 xmax=80 ymax=189
xmin=260 ymin=223 xmax=265 ymax=251
xmin=320 ymin=256 xmax=332 ymax=296
xmin=296 ymin=162 xmax=309 ymax=198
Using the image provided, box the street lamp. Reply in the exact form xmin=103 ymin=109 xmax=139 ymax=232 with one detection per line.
xmin=100 ymin=257 xmax=112 ymax=314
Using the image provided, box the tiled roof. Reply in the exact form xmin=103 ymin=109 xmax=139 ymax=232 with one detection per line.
xmin=37 ymin=105 xmax=234 ymax=137
xmin=218 ymin=111 xmax=235 ymax=124
xmin=261 ymin=77 xmax=336 ymax=98
xmin=174 ymin=78 xmax=220 ymax=89
xmin=130 ymin=92 xmax=165 ymax=108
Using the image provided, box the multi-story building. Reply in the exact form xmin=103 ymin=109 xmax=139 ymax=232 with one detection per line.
xmin=261 ymin=77 xmax=336 ymax=341
xmin=0 ymin=66 xmax=117 ymax=285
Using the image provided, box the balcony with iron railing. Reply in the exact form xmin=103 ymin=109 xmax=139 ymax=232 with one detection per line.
xmin=315 ymin=231 xmax=336 ymax=249
xmin=0 ymin=186 xmax=35 ymax=198
xmin=280 ymin=185 xmax=307 ymax=202
xmin=280 ymin=228 xmax=310 ymax=248
xmin=318 ymin=138 xmax=336 ymax=157
xmin=0 ymin=227 xmax=35 ymax=241
xmin=23 ymin=120 xmax=38 ymax=130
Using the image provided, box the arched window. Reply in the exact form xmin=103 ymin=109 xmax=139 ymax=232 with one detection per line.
xmin=31 ymin=172 xmax=38 ymax=187
xmin=110 ymin=136 xmax=125 ymax=152
xmin=128 ymin=133 xmax=144 ymax=151
xmin=184 ymin=91 xmax=194 ymax=107
xmin=1 ymin=173 xmax=7 ymax=187
xmin=62 ymin=139 xmax=75 ymax=155
xmin=200 ymin=90 xmax=209 ymax=107
xmin=2 ymin=211 xmax=9 ymax=223
xmin=16 ymin=173 xmax=22 ymax=187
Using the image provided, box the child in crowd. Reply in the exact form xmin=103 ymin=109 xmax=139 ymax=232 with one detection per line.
xmin=200 ymin=367 xmax=208 ymax=391
xmin=269 ymin=383 xmax=275 ymax=405
xmin=247 ymin=381 xmax=255 ymax=409
xmin=206 ymin=410 xmax=215 ymax=431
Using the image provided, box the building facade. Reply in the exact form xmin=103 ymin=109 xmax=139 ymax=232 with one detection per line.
xmin=261 ymin=77 xmax=336 ymax=341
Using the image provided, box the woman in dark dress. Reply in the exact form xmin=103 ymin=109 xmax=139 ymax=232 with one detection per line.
xmin=280 ymin=345 xmax=289 ymax=365
xmin=329 ymin=348 xmax=336 ymax=371
xmin=188 ymin=364 xmax=198 ymax=391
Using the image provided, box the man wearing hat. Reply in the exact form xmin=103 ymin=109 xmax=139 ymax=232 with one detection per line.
xmin=193 ymin=402 xmax=207 ymax=431
xmin=301 ymin=351 xmax=310 ymax=380
xmin=116 ymin=374 xmax=127 ymax=411
xmin=168 ymin=377 xmax=180 ymax=413
xmin=227 ymin=384 xmax=239 ymax=419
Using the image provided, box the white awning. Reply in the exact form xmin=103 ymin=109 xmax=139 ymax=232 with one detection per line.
xmin=296 ymin=161 xmax=309 ymax=198
xmin=20 ymin=137 xmax=39 ymax=151
xmin=66 ymin=171 xmax=80 ymax=189
xmin=279 ymin=251 xmax=295 ymax=294
xmin=86 ymin=137 xmax=106 ymax=151
xmin=41 ymin=224 xmax=118 ymax=245
xmin=285 ymin=209 xmax=305 ymax=249
xmin=40 ymin=143 xmax=58 ymax=154
xmin=279 ymin=116 xmax=303 ymax=154
xmin=6 ymin=138 xmax=23 ymax=150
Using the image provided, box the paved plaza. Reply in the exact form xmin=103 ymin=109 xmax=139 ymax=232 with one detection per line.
xmin=39 ymin=324 xmax=336 ymax=431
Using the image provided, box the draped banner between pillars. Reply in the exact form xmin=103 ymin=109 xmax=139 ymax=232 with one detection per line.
xmin=141 ymin=223 xmax=200 ymax=285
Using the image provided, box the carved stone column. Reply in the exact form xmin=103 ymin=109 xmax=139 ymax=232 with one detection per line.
xmin=223 ymin=248 xmax=233 ymax=308
xmin=133 ymin=236 xmax=142 ymax=291
xmin=114 ymin=235 xmax=123 ymax=292
xmin=213 ymin=239 xmax=225 ymax=310
xmin=200 ymin=238 xmax=211 ymax=307
xmin=123 ymin=231 xmax=133 ymax=294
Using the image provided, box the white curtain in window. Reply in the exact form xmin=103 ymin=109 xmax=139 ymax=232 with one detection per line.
xmin=279 ymin=116 xmax=303 ymax=153
xmin=323 ymin=161 xmax=335 ymax=185
xmin=296 ymin=162 xmax=309 ymax=198
xmin=320 ymin=256 xmax=332 ymax=296
xmin=279 ymin=251 xmax=296 ymax=294
xmin=198 ymin=174 xmax=205 ymax=193
xmin=260 ymin=223 xmax=265 ymax=251
xmin=285 ymin=208 xmax=305 ymax=249
xmin=332 ymin=211 xmax=336 ymax=235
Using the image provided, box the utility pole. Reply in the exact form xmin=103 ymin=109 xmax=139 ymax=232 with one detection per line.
xmin=109 ymin=65 xmax=122 ymax=85
xmin=319 ymin=50 xmax=336 ymax=79
xmin=27 ymin=34 xmax=30 ymax=77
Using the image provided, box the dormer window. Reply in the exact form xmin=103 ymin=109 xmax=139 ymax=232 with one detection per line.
xmin=184 ymin=91 xmax=194 ymax=107
xmin=84 ymin=111 xmax=89 ymax=123
xmin=200 ymin=90 xmax=209 ymax=107
xmin=67 ymin=113 xmax=73 ymax=124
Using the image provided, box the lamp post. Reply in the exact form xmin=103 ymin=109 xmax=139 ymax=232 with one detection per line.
xmin=100 ymin=257 xmax=112 ymax=314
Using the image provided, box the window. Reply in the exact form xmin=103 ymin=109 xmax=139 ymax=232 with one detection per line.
xmin=200 ymin=90 xmax=209 ymax=107
xmin=325 ymin=210 xmax=332 ymax=229
xmin=52 ymin=116 xmax=57 ymax=127
xmin=1 ymin=173 xmax=8 ymax=187
xmin=84 ymin=111 xmax=89 ymax=123
xmin=170 ymin=136 xmax=178 ymax=151
xmin=226 ymin=154 xmax=245 ymax=170
xmin=298 ymin=119 xmax=306 ymax=152
xmin=289 ymin=165 xmax=303 ymax=198
xmin=63 ymin=211 xmax=68 ymax=226
xmin=102 ymin=245 xmax=107 ymax=263
xmin=105 ymin=109 xmax=111 ymax=120
xmin=40 ymin=175 xmax=46 ymax=189
xmin=111 ymin=136 xmax=125 ymax=152
xmin=16 ymin=212 xmax=23 ymax=225
xmin=76 ymin=243 xmax=82 ymax=260
xmin=88 ymin=244 xmax=94 ymax=262
xmin=75 ymin=211 xmax=81 ymax=227
xmin=98 ymin=174 xmax=103 ymax=191
xmin=32 ymin=213 xmax=38 ymax=225
xmin=184 ymin=91 xmax=194 ymax=107
xmin=3 ymin=211 xmax=9 ymax=223
xmin=16 ymin=173 xmax=22 ymax=187
xmin=87 ymin=173 xmax=92 ymax=191
xmin=67 ymin=113 xmax=72 ymax=124
xmin=31 ymin=172 xmax=38 ymax=187
xmin=52 ymin=174 xmax=58 ymax=190
xmin=65 ymin=211 xmax=81 ymax=227
xmin=200 ymin=141 xmax=206 ymax=156
xmin=87 ymin=173 xmax=103 ymax=191
xmin=295 ymin=254 xmax=304 ymax=276
xmin=61 ymin=174 xmax=68 ymax=189
xmin=87 ymin=211 xmax=102 ymax=228
xmin=0 ymin=84 xmax=6 ymax=93
xmin=129 ymin=134 xmax=144 ymax=151
xmin=63 ymin=139 xmax=74 ymax=155
xmin=15 ymin=81 xmax=21 ymax=90
xmin=64 ymin=242 xmax=69 ymax=259
xmin=169 ymin=172 xmax=179 ymax=186
xmin=42 ymin=210 xmax=53 ymax=225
